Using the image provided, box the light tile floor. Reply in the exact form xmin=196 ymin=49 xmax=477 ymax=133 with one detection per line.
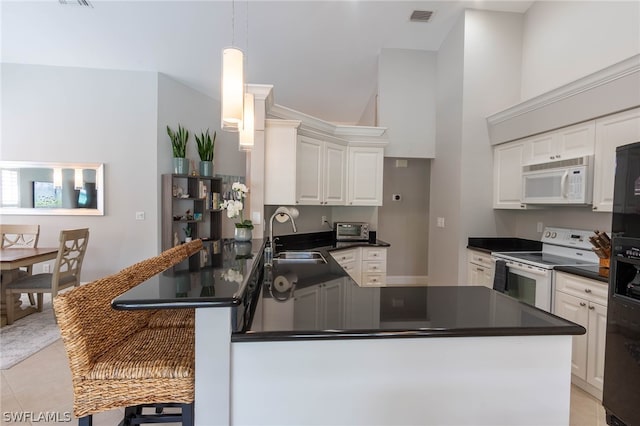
xmin=1 ymin=339 xmax=607 ymax=426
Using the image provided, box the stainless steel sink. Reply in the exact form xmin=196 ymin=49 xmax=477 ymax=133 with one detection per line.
xmin=273 ymin=251 xmax=327 ymax=264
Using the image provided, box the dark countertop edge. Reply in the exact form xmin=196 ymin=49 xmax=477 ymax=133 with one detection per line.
xmin=467 ymin=237 xmax=542 ymax=253
xmin=112 ymin=298 xmax=241 ymax=310
xmin=466 ymin=246 xmax=493 ymax=254
xmin=327 ymin=240 xmax=391 ymax=251
xmin=231 ymin=325 xmax=586 ymax=342
xmin=554 ymin=265 xmax=610 ymax=283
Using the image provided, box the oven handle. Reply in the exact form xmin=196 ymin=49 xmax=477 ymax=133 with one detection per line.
xmin=498 ymin=260 xmax=549 ymax=276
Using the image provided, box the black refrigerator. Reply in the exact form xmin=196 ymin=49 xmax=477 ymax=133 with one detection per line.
xmin=603 ymin=141 xmax=640 ymax=426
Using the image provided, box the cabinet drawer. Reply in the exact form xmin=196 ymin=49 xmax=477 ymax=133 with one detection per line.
xmin=361 ymin=272 xmax=385 ymax=287
xmin=331 ymin=249 xmax=359 ymax=265
xmin=363 ymin=260 xmax=386 ymax=273
xmin=468 ymin=250 xmax=494 ymax=268
xmin=362 ymin=247 xmax=386 ymax=261
xmin=555 ymin=272 xmax=608 ymax=306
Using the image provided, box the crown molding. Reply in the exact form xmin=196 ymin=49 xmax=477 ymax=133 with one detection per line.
xmin=487 ymin=54 xmax=640 ymax=126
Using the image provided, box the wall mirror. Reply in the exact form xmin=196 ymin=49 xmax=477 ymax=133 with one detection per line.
xmin=0 ymin=161 xmax=104 ymax=216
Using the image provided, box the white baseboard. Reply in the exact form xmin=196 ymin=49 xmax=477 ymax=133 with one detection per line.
xmin=385 ymin=275 xmax=429 ymax=286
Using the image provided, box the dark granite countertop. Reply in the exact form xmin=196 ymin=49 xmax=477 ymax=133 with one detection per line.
xmin=555 ymin=265 xmax=610 ymax=283
xmin=467 ymin=237 xmax=542 ymax=254
xmin=113 ymin=233 xmax=584 ymax=341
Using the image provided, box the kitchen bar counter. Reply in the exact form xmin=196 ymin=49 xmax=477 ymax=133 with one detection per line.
xmin=113 ymin=234 xmax=583 ymax=425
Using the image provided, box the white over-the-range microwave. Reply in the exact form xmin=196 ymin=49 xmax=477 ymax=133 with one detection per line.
xmin=521 ymin=155 xmax=593 ymax=205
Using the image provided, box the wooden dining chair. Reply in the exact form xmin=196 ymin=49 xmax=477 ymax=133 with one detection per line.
xmin=1 ymin=224 xmax=40 ymax=305
xmin=5 ymin=228 xmax=89 ymax=325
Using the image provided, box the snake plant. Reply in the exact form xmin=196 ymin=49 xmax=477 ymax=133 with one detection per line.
xmin=167 ymin=124 xmax=189 ymax=158
xmin=195 ymin=129 xmax=216 ymax=162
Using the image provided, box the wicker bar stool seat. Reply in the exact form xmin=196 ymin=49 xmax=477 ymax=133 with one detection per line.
xmin=53 ymin=240 xmax=204 ymax=425
xmin=146 ymin=309 xmax=195 ymax=329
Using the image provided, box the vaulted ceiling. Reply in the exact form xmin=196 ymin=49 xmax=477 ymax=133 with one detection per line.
xmin=1 ymin=1 xmax=533 ymax=124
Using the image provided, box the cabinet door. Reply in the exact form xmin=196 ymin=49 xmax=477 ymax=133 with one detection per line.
xmin=296 ymin=136 xmax=324 ymax=205
xmin=347 ymin=147 xmax=384 ymax=206
xmin=593 ymin=107 xmax=640 ymax=212
xmin=322 ymin=279 xmax=345 ymax=329
xmin=556 ymin=121 xmax=595 ymax=160
xmin=528 ymin=132 xmax=556 ymax=164
xmin=467 ymin=262 xmax=482 ymax=286
xmin=293 ymin=286 xmax=321 ymax=330
xmin=493 ymin=141 xmax=527 ymax=209
xmin=323 ymin=142 xmax=347 ymax=205
xmin=586 ymin=302 xmax=607 ymax=392
xmin=554 ymin=291 xmax=589 ymax=380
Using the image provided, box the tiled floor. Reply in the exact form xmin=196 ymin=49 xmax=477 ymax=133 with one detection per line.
xmin=1 ymin=339 xmax=607 ymax=426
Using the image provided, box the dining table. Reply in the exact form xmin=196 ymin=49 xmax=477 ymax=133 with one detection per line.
xmin=0 ymin=247 xmax=59 ymax=326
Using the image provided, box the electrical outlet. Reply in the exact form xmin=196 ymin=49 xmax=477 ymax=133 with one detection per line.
xmin=537 ymin=222 xmax=544 ymax=233
xmin=437 ymin=217 xmax=445 ymax=228
xmin=135 ymin=211 xmax=145 ymax=220
xmin=43 ymin=264 xmax=50 ymax=273
xmin=321 ymin=215 xmax=328 ymax=226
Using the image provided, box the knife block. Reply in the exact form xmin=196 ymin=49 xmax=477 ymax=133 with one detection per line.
xmin=599 ymin=257 xmax=610 ymax=278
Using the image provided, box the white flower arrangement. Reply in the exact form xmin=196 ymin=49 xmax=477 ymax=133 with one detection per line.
xmin=220 ymin=182 xmax=253 ymax=229
xmin=221 ymin=268 xmax=244 ymax=284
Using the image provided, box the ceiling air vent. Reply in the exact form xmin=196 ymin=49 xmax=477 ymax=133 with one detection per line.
xmin=59 ymin=0 xmax=93 ymax=7
xmin=410 ymin=10 xmax=433 ymax=23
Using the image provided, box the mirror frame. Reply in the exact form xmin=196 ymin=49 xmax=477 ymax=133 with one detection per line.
xmin=0 ymin=161 xmax=105 ymax=216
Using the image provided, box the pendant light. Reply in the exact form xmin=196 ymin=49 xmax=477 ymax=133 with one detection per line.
xmin=239 ymin=92 xmax=254 ymax=151
xmin=221 ymin=0 xmax=244 ymax=132
xmin=238 ymin=1 xmax=254 ymax=150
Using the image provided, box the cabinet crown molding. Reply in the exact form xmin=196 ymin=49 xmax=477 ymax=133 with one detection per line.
xmin=487 ymin=54 xmax=640 ymax=145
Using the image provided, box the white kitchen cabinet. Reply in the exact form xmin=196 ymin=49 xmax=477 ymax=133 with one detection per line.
xmin=264 ymin=119 xmax=301 ymax=206
xmin=466 ymin=249 xmax=495 ymax=288
xmin=526 ymin=121 xmax=595 ymax=165
xmin=347 ymin=146 xmax=384 ymax=206
xmin=554 ymin=272 xmax=608 ymax=400
xmin=331 ymin=248 xmax=361 ymax=284
xmin=592 ymin=107 xmax=640 ymax=212
xmin=296 ymin=136 xmax=347 ymax=206
xmin=493 ymin=140 xmax=529 ymax=209
xmin=331 ymin=246 xmax=387 ymax=287
xmin=293 ymin=278 xmax=346 ymax=330
xmin=323 ymin=141 xmax=347 ymax=205
xmin=361 ymin=247 xmax=387 ymax=286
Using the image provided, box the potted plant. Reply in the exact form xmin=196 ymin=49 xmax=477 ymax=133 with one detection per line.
xmin=220 ymin=182 xmax=254 ymax=241
xmin=183 ymin=226 xmax=193 ymax=243
xmin=195 ymin=129 xmax=216 ymax=177
xmin=167 ymin=124 xmax=190 ymax=175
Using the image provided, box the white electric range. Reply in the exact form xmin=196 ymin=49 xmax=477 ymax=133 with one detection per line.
xmin=491 ymin=227 xmax=600 ymax=313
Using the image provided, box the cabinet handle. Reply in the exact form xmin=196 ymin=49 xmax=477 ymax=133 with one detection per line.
xmin=580 ymin=302 xmax=586 ymax=307
xmin=584 ymin=289 xmax=592 ymax=293
xmin=589 ymin=305 xmax=595 ymax=310
xmin=476 ymin=268 xmax=484 ymax=272
xmin=593 ymin=206 xmax=598 ymax=210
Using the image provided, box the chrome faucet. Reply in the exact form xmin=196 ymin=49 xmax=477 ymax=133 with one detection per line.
xmin=269 ymin=207 xmax=298 ymax=254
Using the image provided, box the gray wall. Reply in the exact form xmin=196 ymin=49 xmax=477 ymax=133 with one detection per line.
xmin=378 ymin=157 xmax=430 ymax=277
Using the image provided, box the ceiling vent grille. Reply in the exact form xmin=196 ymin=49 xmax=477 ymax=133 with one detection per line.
xmin=410 ymin=10 xmax=433 ymax=22
xmin=59 ymin=0 xmax=93 ymax=7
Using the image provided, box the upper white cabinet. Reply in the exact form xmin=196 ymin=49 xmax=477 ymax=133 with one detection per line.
xmin=592 ymin=107 xmax=640 ymax=212
xmin=296 ymin=136 xmax=347 ymax=206
xmin=526 ymin=121 xmax=595 ymax=165
xmin=347 ymin=146 xmax=384 ymax=206
xmin=264 ymin=107 xmax=388 ymax=207
xmin=493 ymin=140 xmax=529 ymax=209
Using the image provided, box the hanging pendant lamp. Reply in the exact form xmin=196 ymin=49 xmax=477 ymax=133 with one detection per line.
xmin=221 ymin=47 xmax=244 ymax=132
xmin=239 ymin=91 xmax=254 ymax=151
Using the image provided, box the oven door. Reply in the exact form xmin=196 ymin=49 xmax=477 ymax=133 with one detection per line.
xmin=500 ymin=260 xmax=552 ymax=312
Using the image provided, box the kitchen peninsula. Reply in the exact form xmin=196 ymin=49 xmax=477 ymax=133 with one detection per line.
xmin=113 ymin=238 xmax=584 ymax=426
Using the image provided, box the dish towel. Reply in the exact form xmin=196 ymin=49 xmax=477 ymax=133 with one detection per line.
xmin=493 ymin=260 xmax=508 ymax=293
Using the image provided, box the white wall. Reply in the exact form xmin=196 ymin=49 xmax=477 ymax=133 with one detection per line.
xmin=521 ymin=1 xmax=640 ymax=100
xmin=429 ymin=10 xmax=524 ymax=285
xmin=458 ymin=10 xmax=524 ymax=282
xmin=429 ymin=15 xmax=465 ymax=286
xmin=378 ymin=48 xmax=437 ymax=158
xmin=157 ymin=73 xmax=246 ymax=239
xmin=1 ymin=63 xmax=158 ymax=280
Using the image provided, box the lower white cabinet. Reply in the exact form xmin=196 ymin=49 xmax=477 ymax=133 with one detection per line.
xmin=331 ymin=246 xmax=387 ymax=286
xmin=294 ymin=278 xmax=346 ymax=330
xmin=554 ymin=272 xmax=608 ymax=400
xmin=466 ymin=250 xmax=495 ymax=288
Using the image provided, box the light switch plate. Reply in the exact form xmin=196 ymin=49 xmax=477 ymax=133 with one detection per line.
xmin=135 ymin=211 xmax=145 ymax=220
